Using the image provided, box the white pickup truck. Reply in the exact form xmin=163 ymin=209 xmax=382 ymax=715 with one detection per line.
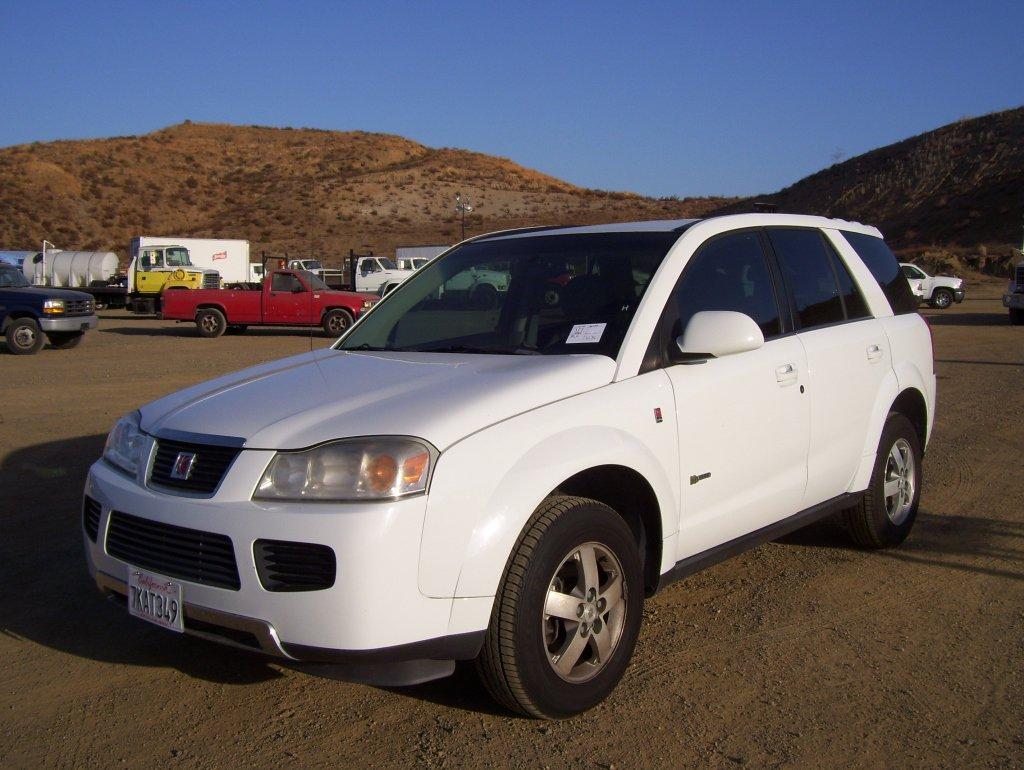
xmin=900 ymin=263 xmax=965 ymax=309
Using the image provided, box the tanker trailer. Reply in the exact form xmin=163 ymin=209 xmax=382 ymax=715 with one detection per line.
xmin=27 ymin=247 xmax=126 ymax=308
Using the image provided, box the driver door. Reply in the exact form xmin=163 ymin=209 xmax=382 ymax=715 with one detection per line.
xmin=266 ymin=271 xmax=308 ymax=324
xmin=660 ymin=231 xmax=810 ymax=558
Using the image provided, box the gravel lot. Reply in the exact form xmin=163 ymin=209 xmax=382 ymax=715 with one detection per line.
xmin=1 ymin=277 xmax=1021 ymax=768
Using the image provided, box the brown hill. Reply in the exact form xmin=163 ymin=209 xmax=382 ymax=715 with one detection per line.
xmin=713 ymin=106 xmax=1024 ymax=253
xmin=0 ymin=122 xmax=731 ymax=264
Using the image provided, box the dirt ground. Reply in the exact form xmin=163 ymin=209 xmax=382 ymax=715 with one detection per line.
xmin=1 ymin=277 xmax=1021 ymax=768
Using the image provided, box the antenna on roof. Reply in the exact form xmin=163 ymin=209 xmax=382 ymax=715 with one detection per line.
xmin=751 ymin=202 xmax=778 ymax=214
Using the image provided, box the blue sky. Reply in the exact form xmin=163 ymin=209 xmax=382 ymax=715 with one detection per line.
xmin=2 ymin=1 xmax=1021 ymax=197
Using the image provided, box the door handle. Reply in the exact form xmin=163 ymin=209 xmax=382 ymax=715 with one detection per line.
xmin=775 ymin=363 xmax=798 ymax=385
xmin=866 ymin=344 xmax=883 ymax=363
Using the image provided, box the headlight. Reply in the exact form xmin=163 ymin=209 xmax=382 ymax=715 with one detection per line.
xmin=254 ymin=437 xmax=433 ymax=501
xmin=43 ymin=299 xmax=65 ymax=314
xmin=103 ymin=412 xmax=146 ymax=475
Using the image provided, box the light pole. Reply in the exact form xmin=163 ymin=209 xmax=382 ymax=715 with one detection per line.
xmin=455 ymin=193 xmax=473 ymax=241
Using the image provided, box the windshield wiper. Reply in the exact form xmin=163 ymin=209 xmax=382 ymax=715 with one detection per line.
xmin=344 ymin=343 xmax=392 ymax=351
xmin=415 ymin=344 xmax=540 ymax=355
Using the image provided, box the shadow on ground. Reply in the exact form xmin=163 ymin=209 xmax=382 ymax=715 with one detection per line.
xmin=922 ymin=312 xmax=1011 ymax=326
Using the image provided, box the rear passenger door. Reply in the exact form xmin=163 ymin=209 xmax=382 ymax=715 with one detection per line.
xmin=661 ymin=231 xmax=811 ymax=557
xmin=766 ymin=228 xmax=891 ymax=507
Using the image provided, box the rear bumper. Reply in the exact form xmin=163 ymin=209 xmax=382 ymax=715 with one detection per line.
xmin=40 ymin=314 xmax=97 ymax=332
xmin=1003 ymin=293 xmax=1024 ymax=309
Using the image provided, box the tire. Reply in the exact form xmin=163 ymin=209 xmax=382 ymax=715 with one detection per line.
xmin=475 ymin=496 xmax=643 ymax=719
xmin=195 ymin=308 xmax=227 ymax=338
xmin=1010 ymin=308 xmax=1024 ymax=326
xmin=844 ymin=413 xmax=922 ymax=549
xmin=5 ymin=318 xmax=45 ymax=355
xmin=471 ymin=283 xmax=499 ymax=310
xmin=225 ymin=325 xmax=248 ymax=335
xmin=46 ymin=332 xmax=84 ymax=350
xmin=322 ymin=308 xmax=353 ymax=337
xmin=543 ymin=287 xmax=561 ymax=307
xmin=929 ymin=288 xmax=953 ymax=309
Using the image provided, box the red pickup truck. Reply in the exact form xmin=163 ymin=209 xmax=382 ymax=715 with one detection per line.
xmin=161 ymin=269 xmax=377 ymax=338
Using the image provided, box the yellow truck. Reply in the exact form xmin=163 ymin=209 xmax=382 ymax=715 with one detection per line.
xmin=127 ymin=239 xmax=230 ymax=314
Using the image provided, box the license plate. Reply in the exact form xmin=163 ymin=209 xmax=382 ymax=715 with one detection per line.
xmin=127 ymin=569 xmax=184 ymax=633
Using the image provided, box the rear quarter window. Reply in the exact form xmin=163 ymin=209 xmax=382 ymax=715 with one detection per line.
xmin=841 ymin=231 xmax=918 ymax=315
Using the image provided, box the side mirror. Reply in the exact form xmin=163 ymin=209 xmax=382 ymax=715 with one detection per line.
xmin=675 ymin=310 xmax=764 ymax=360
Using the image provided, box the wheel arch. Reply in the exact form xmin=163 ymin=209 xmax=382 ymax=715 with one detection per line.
xmin=421 ymin=420 xmax=678 ymax=603
xmin=194 ymin=303 xmax=227 ymax=317
xmin=551 ymin=465 xmax=663 ymax=595
xmin=1 ymin=311 xmax=40 ymax=332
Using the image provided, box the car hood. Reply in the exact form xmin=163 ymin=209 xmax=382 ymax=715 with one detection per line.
xmin=2 ymin=286 xmax=94 ymax=301
xmin=139 ymin=350 xmax=616 ymax=451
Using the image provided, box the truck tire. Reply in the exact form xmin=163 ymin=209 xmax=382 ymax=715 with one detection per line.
xmin=5 ymin=318 xmax=45 ymax=355
xmin=322 ymin=309 xmax=353 ymax=337
xmin=844 ymin=413 xmax=922 ymax=549
xmin=46 ymin=332 xmax=84 ymax=350
xmin=195 ymin=308 xmax=227 ymax=338
xmin=929 ymin=288 xmax=953 ymax=309
xmin=475 ymin=496 xmax=643 ymax=719
xmin=1010 ymin=308 xmax=1024 ymax=326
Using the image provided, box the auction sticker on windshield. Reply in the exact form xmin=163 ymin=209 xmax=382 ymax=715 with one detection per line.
xmin=128 ymin=570 xmax=184 ymax=632
xmin=566 ymin=323 xmax=606 ymax=344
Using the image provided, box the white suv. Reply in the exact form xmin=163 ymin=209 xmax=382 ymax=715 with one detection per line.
xmin=84 ymin=214 xmax=935 ymax=718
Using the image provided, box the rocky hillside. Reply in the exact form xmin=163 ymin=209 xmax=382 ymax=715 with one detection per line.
xmin=713 ymin=106 xmax=1024 ymax=253
xmin=0 ymin=122 xmax=731 ymax=263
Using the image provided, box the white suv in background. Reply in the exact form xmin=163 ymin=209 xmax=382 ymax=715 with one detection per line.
xmin=900 ymin=262 xmax=965 ymax=308
xmin=84 ymin=214 xmax=935 ymax=719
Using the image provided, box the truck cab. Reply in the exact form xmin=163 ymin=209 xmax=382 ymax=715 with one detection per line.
xmin=899 ymin=263 xmax=965 ymax=309
xmin=127 ymin=245 xmax=221 ymax=314
xmin=354 ymin=256 xmax=414 ymax=294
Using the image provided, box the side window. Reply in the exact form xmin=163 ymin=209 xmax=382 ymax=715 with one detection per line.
xmin=842 ymin=232 xmax=918 ymax=315
xmin=271 ymin=273 xmax=302 ymax=292
xmin=828 ymin=242 xmax=871 ymax=320
xmin=901 ymin=265 xmax=924 ymax=280
xmin=668 ymin=231 xmax=782 ymax=340
xmin=768 ymin=229 xmax=845 ymax=329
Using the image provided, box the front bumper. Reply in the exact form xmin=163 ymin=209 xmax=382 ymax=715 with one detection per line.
xmin=953 ymin=288 xmax=965 ymax=303
xmin=40 ymin=314 xmax=98 ymax=332
xmin=1003 ymin=293 xmax=1024 ymax=309
xmin=83 ymin=456 xmax=488 ymax=682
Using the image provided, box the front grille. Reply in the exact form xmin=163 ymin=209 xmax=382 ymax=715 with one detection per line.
xmin=65 ymin=298 xmax=93 ymax=316
xmin=107 ymin=511 xmax=240 ymax=590
xmin=83 ymin=496 xmax=101 ymax=541
xmin=149 ymin=439 xmax=240 ymax=495
xmin=202 ymin=272 xmax=221 ymax=289
xmin=254 ymin=539 xmax=336 ymax=592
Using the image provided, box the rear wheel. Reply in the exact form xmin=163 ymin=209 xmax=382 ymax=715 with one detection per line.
xmin=5 ymin=318 xmax=44 ymax=355
xmin=475 ymin=496 xmax=643 ymax=719
xmin=46 ymin=332 xmax=84 ymax=349
xmin=195 ymin=308 xmax=227 ymax=338
xmin=322 ymin=308 xmax=353 ymax=336
xmin=845 ymin=413 xmax=922 ymax=548
xmin=929 ymin=288 xmax=953 ymax=309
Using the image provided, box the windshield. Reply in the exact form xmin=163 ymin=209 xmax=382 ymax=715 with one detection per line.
xmin=338 ymin=232 xmax=678 ymax=358
xmin=0 ymin=266 xmax=30 ymax=288
xmin=377 ymin=257 xmax=397 ymax=270
xmin=165 ymin=247 xmax=192 ymax=267
xmin=305 ymin=260 xmax=323 ymax=270
xmin=300 ymin=270 xmax=330 ymax=290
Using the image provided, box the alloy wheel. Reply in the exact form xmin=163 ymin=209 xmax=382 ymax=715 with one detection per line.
xmin=883 ymin=437 xmax=916 ymax=525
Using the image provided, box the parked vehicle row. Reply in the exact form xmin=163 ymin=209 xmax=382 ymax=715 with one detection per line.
xmin=83 ymin=213 xmax=935 ymax=718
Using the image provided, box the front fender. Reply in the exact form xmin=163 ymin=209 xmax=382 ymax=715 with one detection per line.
xmin=418 ymin=373 xmax=679 ymax=600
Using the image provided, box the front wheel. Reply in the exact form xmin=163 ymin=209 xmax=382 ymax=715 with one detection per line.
xmin=929 ymin=288 xmax=953 ymax=309
xmin=47 ymin=332 xmax=84 ymax=350
xmin=322 ymin=308 xmax=353 ymax=337
xmin=5 ymin=318 xmax=44 ymax=355
xmin=844 ymin=413 xmax=922 ymax=548
xmin=195 ymin=308 xmax=227 ymax=338
xmin=475 ymin=496 xmax=643 ymax=719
